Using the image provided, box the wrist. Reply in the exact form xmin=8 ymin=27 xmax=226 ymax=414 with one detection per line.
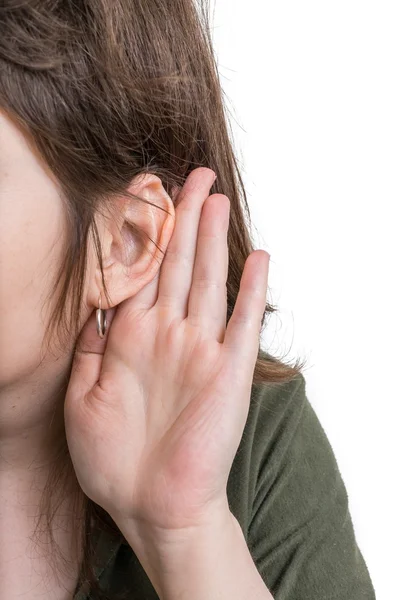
xmin=114 ymin=504 xmax=237 ymax=598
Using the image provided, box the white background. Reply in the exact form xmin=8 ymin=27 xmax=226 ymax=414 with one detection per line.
xmin=211 ymin=1 xmax=397 ymax=598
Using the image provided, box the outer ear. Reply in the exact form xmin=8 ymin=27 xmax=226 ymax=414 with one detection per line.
xmin=87 ymin=173 xmax=176 ymax=310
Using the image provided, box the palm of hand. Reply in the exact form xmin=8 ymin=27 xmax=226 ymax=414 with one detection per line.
xmin=64 ymin=168 xmax=270 ymax=532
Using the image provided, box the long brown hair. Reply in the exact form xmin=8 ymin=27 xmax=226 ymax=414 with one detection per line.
xmin=0 ymin=1 xmax=307 ymax=598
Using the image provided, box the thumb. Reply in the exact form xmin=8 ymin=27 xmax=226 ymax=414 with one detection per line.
xmin=67 ymin=305 xmax=117 ymax=401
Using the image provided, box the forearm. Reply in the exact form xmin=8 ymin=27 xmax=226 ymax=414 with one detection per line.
xmin=116 ymin=508 xmax=274 ymax=600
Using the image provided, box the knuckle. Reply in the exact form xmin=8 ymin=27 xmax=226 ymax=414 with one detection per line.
xmin=192 ymin=277 xmax=223 ymax=290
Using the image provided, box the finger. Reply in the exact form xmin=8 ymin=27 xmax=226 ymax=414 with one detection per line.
xmin=187 ymin=193 xmax=230 ymax=342
xmin=223 ymin=250 xmax=270 ymax=372
xmin=67 ymin=306 xmax=117 ymax=401
xmin=156 ymin=167 xmax=217 ymax=319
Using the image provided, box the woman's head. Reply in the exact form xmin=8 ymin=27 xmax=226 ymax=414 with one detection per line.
xmin=0 ymin=1 xmax=305 ymax=597
xmin=0 ymin=106 xmax=176 ymax=393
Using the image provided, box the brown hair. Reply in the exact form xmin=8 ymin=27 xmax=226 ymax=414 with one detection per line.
xmin=0 ymin=1 xmax=307 ymax=598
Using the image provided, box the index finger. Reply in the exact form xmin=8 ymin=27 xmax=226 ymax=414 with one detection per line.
xmin=156 ymin=167 xmax=217 ymax=319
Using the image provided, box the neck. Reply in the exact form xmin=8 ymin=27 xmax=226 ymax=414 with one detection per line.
xmin=0 ymin=351 xmax=73 ymax=472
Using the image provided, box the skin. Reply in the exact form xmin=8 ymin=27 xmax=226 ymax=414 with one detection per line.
xmin=0 ymin=107 xmax=272 ymax=599
xmin=61 ymin=144 xmax=272 ymax=599
xmin=0 ymin=108 xmax=176 ymax=599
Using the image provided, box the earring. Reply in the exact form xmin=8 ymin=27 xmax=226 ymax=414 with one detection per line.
xmin=96 ymin=294 xmax=108 ymax=338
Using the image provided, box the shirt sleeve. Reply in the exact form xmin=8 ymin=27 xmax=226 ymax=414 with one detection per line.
xmin=247 ymin=374 xmax=376 ymax=600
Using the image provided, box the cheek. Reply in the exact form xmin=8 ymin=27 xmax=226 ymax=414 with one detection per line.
xmin=0 ymin=185 xmax=68 ymax=388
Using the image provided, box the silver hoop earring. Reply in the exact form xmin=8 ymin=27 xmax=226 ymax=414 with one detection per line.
xmin=96 ymin=294 xmax=107 ymax=338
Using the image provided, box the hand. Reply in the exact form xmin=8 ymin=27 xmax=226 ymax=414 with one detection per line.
xmin=64 ymin=167 xmax=270 ymax=533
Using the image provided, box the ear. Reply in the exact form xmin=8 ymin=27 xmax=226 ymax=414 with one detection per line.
xmin=87 ymin=173 xmax=177 ymax=310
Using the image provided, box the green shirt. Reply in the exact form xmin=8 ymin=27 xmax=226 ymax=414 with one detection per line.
xmin=74 ymin=365 xmax=376 ymax=599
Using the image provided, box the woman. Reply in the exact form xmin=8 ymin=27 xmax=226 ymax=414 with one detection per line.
xmin=0 ymin=1 xmax=375 ymax=599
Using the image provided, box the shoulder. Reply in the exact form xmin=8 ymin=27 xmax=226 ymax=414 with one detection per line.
xmin=226 ymin=352 xmax=308 ymax=531
xmin=241 ymin=352 xmax=308 ymax=472
xmin=237 ymin=355 xmax=376 ymax=598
